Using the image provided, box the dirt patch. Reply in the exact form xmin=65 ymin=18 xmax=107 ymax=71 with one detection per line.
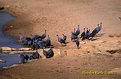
xmin=0 ymin=0 xmax=121 ymax=79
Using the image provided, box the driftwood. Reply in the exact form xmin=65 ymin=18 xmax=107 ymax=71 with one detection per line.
xmin=0 ymin=47 xmax=61 ymax=58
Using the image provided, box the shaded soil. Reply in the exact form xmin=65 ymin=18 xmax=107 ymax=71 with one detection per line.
xmin=0 ymin=0 xmax=121 ymax=79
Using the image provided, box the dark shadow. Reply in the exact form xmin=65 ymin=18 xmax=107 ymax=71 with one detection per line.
xmin=0 ymin=7 xmax=4 ymax=10
xmin=62 ymin=44 xmax=67 ymax=46
xmin=66 ymin=42 xmax=70 ymax=43
xmin=96 ymin=33 xmax=105 ymax=37
xmin=89 ymin=38 xmax=99 ymax=41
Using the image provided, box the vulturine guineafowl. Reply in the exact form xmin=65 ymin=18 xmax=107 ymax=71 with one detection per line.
xmin=41 ymin=30 xmax=47 ymax=39
xmin=45 ymin=35 xmax=52 ymax=48
xmin=81 ymin=28 xmax=86 ymax=40
xmin=43 ymin=48 xmax=54 ymax=58
xmin=62 ymin=34 xmax=67 ymax=41
xmin=71 ymin=32 xmax=78 ymax=41
xmin=74 ymin=25 xmax=80 ymax=36
xmin=57 ymin=35 xmax=66 ymax=45
xmin=74 ymin=39 xmax=80 ymax=49
xmin=90 ymin=22 xmax=102 ymax=38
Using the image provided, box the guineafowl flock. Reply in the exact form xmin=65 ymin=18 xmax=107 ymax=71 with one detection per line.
xmin=20 ymin=22 xmax=102 ymax=50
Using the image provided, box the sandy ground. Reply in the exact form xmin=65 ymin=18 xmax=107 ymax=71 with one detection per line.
xmin=0 ymin=0 xmax=121 ymax=79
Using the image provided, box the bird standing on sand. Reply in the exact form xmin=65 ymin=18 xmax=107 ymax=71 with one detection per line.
xmin=43 ymin=48 xmax=54 ymax=58
xmin=74 ymin=25 xmax=80 ymax=36
xmin=74 ymin=39 xmax=80 ymax=49
xmin=62 ymin=34 xmax=67 ymax=41
xmin=71 ymin=32 xmax=78 ymax=41
xmin=41 ymin=30 xmax=47 ymax=39
xmin=45 ymin=35 xmax=52 ymax=47
xmin=81 ymin=28 xmax=86 ymax=40
xmin=57 ymin=35 xmax=66 ymax=45
xmin=85 ymin=28 xmax=90 ymax=39
xmin=90 ymin=22 xmax=102 ymax=38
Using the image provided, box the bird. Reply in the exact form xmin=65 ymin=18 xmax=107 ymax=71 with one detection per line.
xmin=90 ymin=23 xmax=102 ymax=38
xmin=72 ymin=28 xmax=76 ymax=36
xmin=89 ymin=30 xmax=97 ymax=38
xmin=94 ymin=23 xmax=102 ymax=33
xmin=57 ymin=35 xmax=66 ymax=45
xmin=81 ymin=28 xmax=86 ymax=40
xmin=33 ymin=43 xmax=40 ymax=50
xmin=74 ymin=25 xmax=80 ymax=36
xmin=71 ymin=32 xmax=78 ymax=41
xmin=85 ymin=28 xmax=90 ymax=39
xmin=20 ymin=53 xmax=25 ymax=64
xmin=74 ymin=39 xmax=80 ymax=49
xmin=62 ymin=34 xmax=67 ymax=41
xmin=32 ymin=35 xmax=40 ymax=40
xmin=20 ymin=37 xmax=29 ymax=45
xmin=37 ymin=40 xmax=45 ymax=49
xmin=45 ymin=35 xmax=52 ymax=48
xmin=47 ymin=48 xmax=54 ymax=58
xmin=43 ymin=48 xmax=54 ymax=58
xmin=30 ymin=51 xmax=40 ymax=59
xmin=20 ymin=54 xmax=29 ymax=63
xmin=27 ymin=40 xmax=33 ymax=46
xmin=24 ymin=54 xmax=30 ymax=62
xmin=41 ymin=30 xmax=46 ymax=39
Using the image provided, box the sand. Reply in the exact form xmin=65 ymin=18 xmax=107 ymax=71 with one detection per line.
xmin=0 ymin=0 xmax=121 ymax=79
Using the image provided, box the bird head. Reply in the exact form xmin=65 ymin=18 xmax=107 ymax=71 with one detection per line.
xmin=78 ymin=25 xmax=79 ymax=27
xmin=19 ymin=33 xmax=22 ymax=36
xmin=86 ymin=28 xmax=88 ymax=30
xmin=88 ymin=29 xmax=90 ymax=31
xmin=84 ymin=28 xmax=85 ymax=30
xmin=97 ymin=24 xmax=100 ymax=26
xmin=45 ymin=30 xmax=46 ymax=33
xmin=74 ymin=28 xmax=75 ymax=32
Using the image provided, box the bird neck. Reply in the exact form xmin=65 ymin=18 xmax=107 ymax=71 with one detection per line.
xmin=74 ymin=28 xmax=75 ymax=33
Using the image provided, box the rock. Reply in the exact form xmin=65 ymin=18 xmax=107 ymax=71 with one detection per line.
xmin=106 ymin=49 xmax=121 ymax=54
xmin=18 ymin=48 xmax=32 ymax=51
xmin=11 ymin=48 xmax=17 ymax=51
xmin=60 ymin=50 xmax=67 ymax=57
xmin=53 ymin=49 xmax=61 ymax=56
xmin=37 ymin=49 xmax=45 ymax=59
xmin=0 ymin=47 xmax=12 ymax=51
xmin=106 ymin=50 xmax=117 ymax=54
xmin=93 ymin=52 xmax=112 ymax=57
